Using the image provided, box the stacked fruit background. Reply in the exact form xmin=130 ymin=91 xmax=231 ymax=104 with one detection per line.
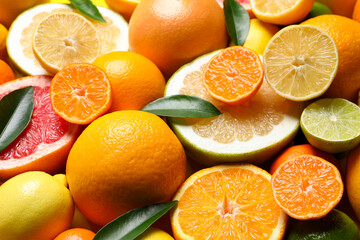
xmin=0 ymin=0 xmax=360 ymax=239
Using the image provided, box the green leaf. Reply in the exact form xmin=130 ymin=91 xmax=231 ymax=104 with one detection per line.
xmin=93 ymin=201 xmax=178 ymax=240
xmin=70 ymin=0 xmax=106 ymax=22
xmin=224 ymin=0 xmax=250 ymax=46
xmin=0 ymin=87 xmax=34 ymax=153
xmin=141 ymin=94 xmax=221 ymax=118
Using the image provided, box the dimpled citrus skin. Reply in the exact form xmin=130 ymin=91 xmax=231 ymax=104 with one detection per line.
xmin=301 ymin=15 xmax=360 ymax=103
xmin=92 ymin=51 xmax=165 ymax=112
xmin=0 ymin=172 xmax=74 ymax=240
xmin=128 ymin=0 xmax=228 ymax=78
xmin=66 ymin=110 xmax=187 ymax=226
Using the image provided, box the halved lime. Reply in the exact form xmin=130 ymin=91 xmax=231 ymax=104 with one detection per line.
xmin=264 ymin=25 xmax=338 ymax=101
xmin=7 ymin=3 xmax=129 ymax=76
xmin=165 ymin=50 xmax=303 ymax=166
xmin=300 ymin=98 xmax=360 ymax=153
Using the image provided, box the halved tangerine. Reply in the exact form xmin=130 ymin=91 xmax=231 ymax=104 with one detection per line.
xmin=50 ymin=63 xmax=112 ymax=125
xmin=203 ymin=46 xmax=263 ymax=105
xmin=271 ymin=154 xmax=344 ymax=220
xmin=0 ymin=75 xmax=80 ymax=181
xmin=171 ymin=164 xmax=287 ymax=240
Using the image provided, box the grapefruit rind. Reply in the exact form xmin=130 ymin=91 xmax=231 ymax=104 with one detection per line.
xmin=164 ymin=50 xmax=303 ymax=166
xmin=0 ymin=75 xmax=80 ymax=181
xmin=7 ymin=3 xmax=129 ymax=76
xmin=171 ymin=164 xmax=288 ymax=240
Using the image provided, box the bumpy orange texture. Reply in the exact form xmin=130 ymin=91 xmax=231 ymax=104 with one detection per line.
xmin=0 ymin=60 xmax=15 ymax=85
xmin=54 ymin=228 xmax=95 ymax=240
xmin=92 ymin=51 xmax=165 ymax=112
xmin=128 ymin=0 xmax=228 ymax=78
xmin=301 ymin=15 xmax=360 ymax=103
xmin=66 ymin=110 xmax=187 ymax=226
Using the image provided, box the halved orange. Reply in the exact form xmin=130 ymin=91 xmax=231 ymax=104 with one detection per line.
xmin=271 ymin=154 xmax=343 ymax=220
xmin=203 ymin=46 xmax=263 ymax=105
xmin=50 ymin=63 xmax=112 ymax=125
xmin=171 ymin=164 xmax=287 ymax=240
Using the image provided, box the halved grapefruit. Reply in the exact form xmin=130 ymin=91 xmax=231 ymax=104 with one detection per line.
xmin=164 ymin=50 xmax=303 ymax=166
xmin=0 ymin=75 xmax=80 ymax=181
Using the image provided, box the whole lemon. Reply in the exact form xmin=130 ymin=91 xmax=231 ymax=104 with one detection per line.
xmin=0 ymin=0 xmax=49 ymax=28
xmin=128 ymin=0 xmax=228 ymax=78
xmin=66 ymin=110 xmax=187 ymax=226
xmin=0 ymin=171 xmax=74 ymax=240
xmin=136 ymin=227 xmax=174 ymax=240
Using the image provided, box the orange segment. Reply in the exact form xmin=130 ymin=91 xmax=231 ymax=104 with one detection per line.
xmin=50 ymin=63 xmax=112 ymax=125
xmin=271 ymin=154 xmax=343 ymax=220
xmin=171 ymin=164 xmax=287 ymax=240
xmin=203 ymin=46 xmax=263 ymax=105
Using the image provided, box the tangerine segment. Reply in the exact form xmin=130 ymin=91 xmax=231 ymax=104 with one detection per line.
xmin=171 ymin=164 xmax=287 ymax=240
xmin=271 ymin=154 xmax=343 ymax=220
xmin=50 ymin=63 xmax=112 ymax=125
xmin=203 ymin=46 xmax=263 ymax=105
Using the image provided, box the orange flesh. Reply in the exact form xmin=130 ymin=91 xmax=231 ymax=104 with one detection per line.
xmin=271 ymin=155 xmax=343 ymax=219
xmin=51 ymin=64 xmax=111 ymax=124
xmin=203 ymin=47 xmax=263 ymax=104
xmin=177 ymin=168 xmax=282 ymax=239
xmin=179 ymin=64 xmax=299 ymax=144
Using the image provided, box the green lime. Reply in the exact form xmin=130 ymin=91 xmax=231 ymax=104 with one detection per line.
xmin=307 ymin=2 xmax=332 ymax=19
xmin=285 ymin=209 xmax=359 ymax=240
xmin=300 ymin=98 xmax=360 ymax=153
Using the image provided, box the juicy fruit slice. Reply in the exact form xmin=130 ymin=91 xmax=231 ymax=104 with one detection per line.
xmin=33 ymin=12 xmax=101 ymax=74
xmin=271 ymin=155 xmax=344 ymax=220
xmin=7 ymin=3 xmax=129 ymax=75
xmin=203 ymin=46 xmax=263 ymax=105
xmin=165 ymin=50 xmax=303 ymax=166
xmin=300 ymin=98 xmax=360 ymax=153
xmin=50 ymin=63 xmax=112 ymax=125
xmin=171 ymin=164 xmax=287 ymax=240
xmin=264 ymin=25 xmax=338 ymax=101
xmin=0 ymin=75 xmax=79 ymax=181
xmin=250 ymin=0 xmax=314 ymax=25
xmin=285 ymin=209 xmax=359 ymax=240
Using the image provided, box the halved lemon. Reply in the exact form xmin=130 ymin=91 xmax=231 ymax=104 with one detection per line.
xmin=264 ymin=25 xmax=338 ymax=101
xmin=250 ymin=0 xmax=314 ymax=25
xmin=164 ymin=50 xmax=303 ymax=166
xmin=33 ymin=12 xmax=101 ymax=74
xmin=7 ymin=3 xmax=129 ymax=75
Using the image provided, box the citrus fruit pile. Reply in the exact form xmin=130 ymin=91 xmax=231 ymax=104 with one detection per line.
xmin=0 ymin=0 xmax=360 ymax=239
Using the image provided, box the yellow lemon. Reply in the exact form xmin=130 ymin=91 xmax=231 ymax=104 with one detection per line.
xmin=50 ymin=0 xmax=108 ymax=7
xmin=0 ymin=24 xmax=7 ymax=61
xmin=0 ymin=171 xmax=74 ymax=240
xmin=243 ymin=18 xmax=279 ymax=55
xmin=136 ymin=228 xmax=174 ymax=240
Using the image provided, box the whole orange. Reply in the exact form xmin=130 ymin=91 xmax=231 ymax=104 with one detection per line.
xmin=317 ymin=0 xmax=357 ymax=17
xmin=92 ymin=51 xmax=165 ymax=112
xmin=0 ymin=60 xmax=15 ymax=85
xmin=128 ymin=0 xmax=228 ymax=78
xmin=54 ymin=228 xmax=95 ymax=240
xmin=66 ymin=110 xmax=187 ymax=226
xmin=301 ymin=15 xmax=360 ymax=103
xmin=353 ymin=0 xmax=360 ymax=21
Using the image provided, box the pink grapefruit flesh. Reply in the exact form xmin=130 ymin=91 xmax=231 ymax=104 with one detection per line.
xmin=0 ymin=75 xmax=80 ymax=181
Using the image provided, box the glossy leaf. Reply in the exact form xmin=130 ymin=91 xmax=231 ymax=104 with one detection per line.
xmin=224 ymin=0 xmax=250 ymax=46
xmin=93 ymin=201 xmax=178 ymax=240
xmin=141 ymin=94 xmax=221 ymax=118
xmin=70 ymin=0 xmax=106 ymax=22
xmin=0 ymin=87 xmax=34 ymax=153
